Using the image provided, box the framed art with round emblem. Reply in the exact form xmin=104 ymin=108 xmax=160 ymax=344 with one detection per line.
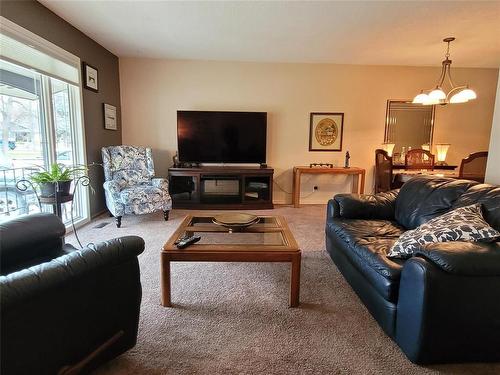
xmin=309 ymin=112 xmax=344 ymax=151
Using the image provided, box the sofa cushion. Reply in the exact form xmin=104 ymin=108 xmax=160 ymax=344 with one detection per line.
xmin=452 ymin=184 xmax=500 ymax=231
xmin=388 ymin=204 xmax=500 ymax=259
xmin=326 ymin=219 xmax=405 ymax=301
xmin=334 ymin=190 xmax=399 ymax=220
xmin=395 ymin=176 xmax=477 ymax=229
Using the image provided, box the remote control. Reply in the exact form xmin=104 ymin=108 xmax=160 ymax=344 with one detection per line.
xmin=176 ymin=235 xmax=201 ymax=249
xmin=174 ymin=233 xmax=190 ymax=246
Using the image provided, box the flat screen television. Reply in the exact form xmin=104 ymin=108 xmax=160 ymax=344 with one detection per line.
xmin=177 ymin=110 xmax=267 ymax=163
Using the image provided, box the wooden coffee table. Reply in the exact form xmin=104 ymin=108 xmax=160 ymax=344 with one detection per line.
xmin=161 ymin=214 xmax=301 ymax=307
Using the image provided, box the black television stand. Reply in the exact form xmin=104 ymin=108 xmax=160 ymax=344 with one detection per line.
xmin=168 ymin=165 xmax=274 ymax=209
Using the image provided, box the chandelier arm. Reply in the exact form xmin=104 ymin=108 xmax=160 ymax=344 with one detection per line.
xmin=446 ymin=64 xmax=457 ymax=89
xmin=436 ymin=62 xmax=447 ymax=87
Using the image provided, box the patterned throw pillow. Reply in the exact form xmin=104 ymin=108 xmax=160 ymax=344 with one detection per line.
xmin=387 ymin=204 xmax=500 ymax=259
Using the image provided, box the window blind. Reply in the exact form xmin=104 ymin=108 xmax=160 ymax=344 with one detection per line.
xmin=0 ymin=17 xmax=80 ymax=85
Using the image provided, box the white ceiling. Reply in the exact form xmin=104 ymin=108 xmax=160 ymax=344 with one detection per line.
xmin=39 ymin=1 xmax=500 ymax=68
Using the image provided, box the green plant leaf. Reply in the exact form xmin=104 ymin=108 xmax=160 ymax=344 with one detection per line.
xmin=29 ymin=163 xmax=89 ymax=184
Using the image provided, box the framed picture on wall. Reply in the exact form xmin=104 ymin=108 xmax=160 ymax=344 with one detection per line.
xmin=309 ymin=112 xmax=344 ymax=151
xmin=82 ymin=62 xmax=98 ymax=92
xmin=103 ymin=103 xmax=117 ymax=130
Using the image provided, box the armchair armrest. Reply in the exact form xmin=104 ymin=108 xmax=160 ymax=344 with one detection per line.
xmin=415 ymin=241 xmax=500 ymax=276
xmin=327 ymin=190 xmax=399 ymax=221
xmin=0 ymin=213 xmax=65 ymax=274
xmin=103 ymin=180 xmax=125 ymax=217
xmin=152 ymin=177 xmax=169 ymax=191
xmin=103 ymin=180 xmax=122 ymax=195
xmin=1 ymin=235 xmax=145 ymax=374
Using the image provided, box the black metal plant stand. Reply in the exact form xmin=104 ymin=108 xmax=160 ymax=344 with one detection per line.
xmin=16 ymin=176 xmax=90 ymax=248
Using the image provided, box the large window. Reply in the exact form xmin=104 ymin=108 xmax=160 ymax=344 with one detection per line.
xmin=0 ymin=18 xmax=88 ymax=225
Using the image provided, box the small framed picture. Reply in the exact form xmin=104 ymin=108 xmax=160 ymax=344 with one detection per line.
xmin=82 ymin=62 xmax=98 ymax=92
xmin=103 ymin=103 xmax=117 ymax=130
xmin=309 ymin=112 xmax=344 ymax=151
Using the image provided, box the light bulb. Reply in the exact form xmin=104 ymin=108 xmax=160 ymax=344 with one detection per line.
xmin=450 ymin=91 xmax=469 ymax=104
xmin=423 ymin=96 xmax=440 ymax=105
xmin=461 ymin=88 xmax=477 ymax=100
xmin=435 ymin=143 xmax=450 ymax=164
xmin=429 ymin=88 xmax=446 ymax=100
xmin=413 ymin=93 xmax=429 ymax=104
xmin=383 ymin=143 xmax=395 ymax=157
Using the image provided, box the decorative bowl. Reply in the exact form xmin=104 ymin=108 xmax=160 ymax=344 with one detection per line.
xmin=212 ymin=213 xmax=259 ymax=232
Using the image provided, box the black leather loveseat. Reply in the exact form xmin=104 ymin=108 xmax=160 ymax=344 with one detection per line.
xmin=326 ymin=176 xmax=500 ymax=364
xmin=0 ymin=213 xmax=145 ymax=374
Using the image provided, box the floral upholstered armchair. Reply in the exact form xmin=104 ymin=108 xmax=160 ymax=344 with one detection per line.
xmin=101 ymin=145 xmax=172 ymax=227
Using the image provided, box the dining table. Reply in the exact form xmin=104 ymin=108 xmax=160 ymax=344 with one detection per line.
xmin=394 ymin=168 xmax=458 ymax=183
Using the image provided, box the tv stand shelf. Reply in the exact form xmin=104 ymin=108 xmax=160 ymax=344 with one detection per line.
xmin=168 ymin=166 xmax=274 ymax=210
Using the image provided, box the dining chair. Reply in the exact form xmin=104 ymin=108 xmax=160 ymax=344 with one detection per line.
xmin=405 ymin=148 xmax=435 ymax=170
xmin=459 ymin=151 xmax=488 ymax=183
xmin=375 ymin=149 xmax=394 ymax=193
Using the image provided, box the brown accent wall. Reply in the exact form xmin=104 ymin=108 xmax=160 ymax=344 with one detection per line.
xmin=1 ymin=0 xmax=121 ymax=217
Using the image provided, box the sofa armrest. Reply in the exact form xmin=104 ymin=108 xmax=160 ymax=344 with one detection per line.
xmin=326 ymin=198 xmax=341 ymax=219
xmin=395 ymin=254 xmax=500 ymax=364
xmin=327 ymin=190 xmax=399 ymax=221
xmin=0 ymin=213 xmax=65 ymax=273
xmin=415 ymin=241 xmax=500 ymax=276
xmin=152 ymin=177 xmax=169 ymax=191
xmin=1 ymin=236 xmax=145 ymax=308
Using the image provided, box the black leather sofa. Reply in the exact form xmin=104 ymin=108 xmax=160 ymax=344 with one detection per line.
xmin=325 ymin=176 xmax=500 ymax=364
xmin=0 ymin=213 xmax=145 ymax=374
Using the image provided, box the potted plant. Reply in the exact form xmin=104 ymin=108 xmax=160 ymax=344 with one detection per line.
xmin=29 ymin=164 xmax=88 ymax=198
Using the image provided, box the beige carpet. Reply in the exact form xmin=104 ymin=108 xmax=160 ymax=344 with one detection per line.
xmin=66 ymin=206 xmax=500 ymax=375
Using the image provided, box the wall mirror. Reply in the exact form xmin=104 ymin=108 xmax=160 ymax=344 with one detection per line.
xmin=384 ymin=100 xmax=435 ymax=158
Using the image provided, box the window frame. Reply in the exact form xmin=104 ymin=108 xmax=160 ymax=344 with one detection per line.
xmin=0 ymin=16 xmax=90 ymax=228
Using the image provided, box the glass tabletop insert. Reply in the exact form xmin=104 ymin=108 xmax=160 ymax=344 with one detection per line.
xmin=189 ymin=216 xmax=279 ymax=228
xmin=177 ymin=215 xmax=287 ymax=247
xmin=182 ymin=231 xmax=285 ymax=246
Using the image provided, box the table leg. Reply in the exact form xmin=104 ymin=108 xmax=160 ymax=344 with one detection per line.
xmin=52 ymin=203 xmax=63 ymax=219
xmin=161 ymin=254 xmax=172 ymax=307
xmin=351 ymin=174 xmax=359 ymax=194
xmin=293 ymin=170 xmax=301 ymax=208
xmin=289 ymin=252 xmax=301 ymax=307
xmin=359 ymin=170 xmax=365 ymax=194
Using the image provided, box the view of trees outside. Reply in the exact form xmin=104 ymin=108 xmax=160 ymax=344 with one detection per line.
xmin=52 ymin=78 xmax=74 ymax=167
xmin=0 ymin=61 xmax=77 ymax=221
xmin=0 ymin=91 xmax=42 ymax=218
xmin=0 ymin=90 xmax=44 ymax=169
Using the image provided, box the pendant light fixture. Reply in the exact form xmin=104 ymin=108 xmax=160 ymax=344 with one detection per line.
xmin=413 ymin=37 xmax=477 ymax=105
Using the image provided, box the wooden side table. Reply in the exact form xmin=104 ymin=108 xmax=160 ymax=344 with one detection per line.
xmin=292 ymin=166 xmax=365 ymax=208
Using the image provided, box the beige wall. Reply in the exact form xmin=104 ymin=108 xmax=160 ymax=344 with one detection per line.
xmin=119 ymin=58 xmax=498 ymax=204
xmin=485 ymin=75 xmax=500 ymax=185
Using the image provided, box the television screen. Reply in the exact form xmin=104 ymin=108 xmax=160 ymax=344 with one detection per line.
xmin=177 ymin=111 xmax=267 ymax=163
